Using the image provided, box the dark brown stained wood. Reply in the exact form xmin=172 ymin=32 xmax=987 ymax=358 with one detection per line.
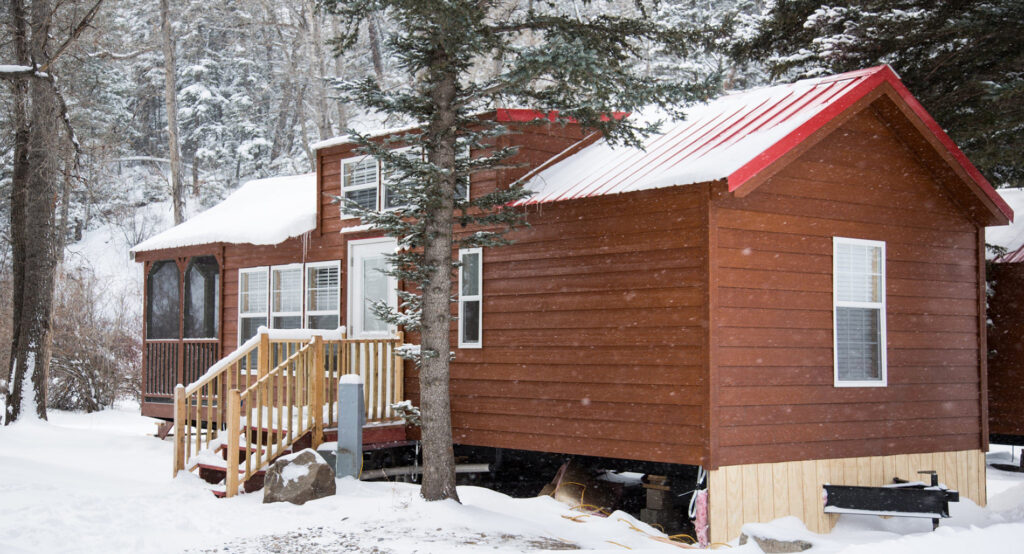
xmin=460 ymin=428 xmax=706 ymax=465
xmin=710 ymin=106 xmax=985 ymax=467
xmin=720 ymin=400 xmax=980 ymax=426
xmin=720 ymin=365 xmax=981 ymax=387
xmin=717 ymin=434 xmax=980 ymax=467
xmin=453 ymin=396 xmax=704 ymax=425
xmin=987 ymin=262 xmax=1024 ymax=439
xmin=444 ymin=184 xmax=711 ymax=467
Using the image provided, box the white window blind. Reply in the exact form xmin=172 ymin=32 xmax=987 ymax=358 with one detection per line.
xmin=342 ymin=157 xmax=380 ymax=212
xmin=271 ymin=265 xmax=303 ymax=329
xmin=306 ymin=261 xmax=341 ymax=329
xmin=833 ymin=237 xmax=887 ymax=386
xmin=458 ymin=248 xmax=482 ymax=348
xmin=238 ymin=267 xmax=268 ymax=343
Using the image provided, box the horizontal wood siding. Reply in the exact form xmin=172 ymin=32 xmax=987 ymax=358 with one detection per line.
xmin=710 ymin=107 xmax=984 ymax=467
xmin=987 ymin=262 xmax=1024 ymax=439
xmin=707 ymin=449 xmax=986 ymax=542
xmin=438 ymin=185 xmax=710 ymax=466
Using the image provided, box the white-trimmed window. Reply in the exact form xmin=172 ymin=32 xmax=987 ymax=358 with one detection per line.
xmin=458 ymin=248 xmax=482 ymax=348
xmin=271 ymin=264 xmax=303 ymax=329
xmin=833 ymin=237 xmax=887 ymax=387
xmin=306 ymin=261 xmax=341 ymax=329
xmin=342 ymin=156 xmax=380 ymax=213
xmin=239 ymin=261 xmax=341 ymax=342
xmin=238 ymin=266 xmax=269 ymax=343
xmin=383 ymin=147 xmax=420 ymax=210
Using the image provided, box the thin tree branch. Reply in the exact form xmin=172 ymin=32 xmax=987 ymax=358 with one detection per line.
xmin=38 ymin=0 xmax=105 ymax=73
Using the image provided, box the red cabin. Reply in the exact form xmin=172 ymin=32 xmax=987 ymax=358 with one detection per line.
xmin=134 ymin=66 xmax=1009 ymax=539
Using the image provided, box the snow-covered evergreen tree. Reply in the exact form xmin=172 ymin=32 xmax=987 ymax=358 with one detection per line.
xmin=324 ymin=0 xmax=720 ymax=502
xmin=732 ymin=0 xmax=1024 ymax=187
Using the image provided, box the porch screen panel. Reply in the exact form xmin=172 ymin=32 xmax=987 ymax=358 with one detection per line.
xmin=147 ymin=260 xmax=180 ymax=340
xmin=184 ymin=256 xmax=220 ymax=338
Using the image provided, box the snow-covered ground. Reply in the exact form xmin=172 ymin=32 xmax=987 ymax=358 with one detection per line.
xmin=2 ymin=406 xmax=1024 ymax=553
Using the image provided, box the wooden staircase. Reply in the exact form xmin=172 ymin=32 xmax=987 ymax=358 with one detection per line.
xmin=173 ymin=328 xmax=406 ymax=497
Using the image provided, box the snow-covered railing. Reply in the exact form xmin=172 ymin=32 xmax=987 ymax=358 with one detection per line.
xmin=172 ymin=327 xmax=406 ymax=496
xmin=227 ymin=335 xmax=323 ymax=495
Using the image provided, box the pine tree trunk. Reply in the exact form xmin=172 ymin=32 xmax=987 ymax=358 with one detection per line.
xmin=367 ymin=17 xmax=385 ymax=85
xmin=160 ymin=0 xmax=184 ymax=225
xmin=418 ymin=63 xmax=460 ymax=502
xmin=5 ymin=0 xmax=60 ymax=424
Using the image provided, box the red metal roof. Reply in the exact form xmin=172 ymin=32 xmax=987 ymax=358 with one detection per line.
xmin=520 ymin=66 xmax=1013 ymax=225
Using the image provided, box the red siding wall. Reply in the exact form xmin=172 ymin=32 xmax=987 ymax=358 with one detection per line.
xmin=709 ymin=108 xmax=984 ymax=467
xmin=433 ymin=186 xmax=711 ymax=466
xmin=988 ymin=262 xmax=1024 ymax=440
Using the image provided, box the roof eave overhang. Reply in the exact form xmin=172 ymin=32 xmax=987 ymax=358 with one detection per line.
xmin=727 ymin=65 xmax=1012 ymax=227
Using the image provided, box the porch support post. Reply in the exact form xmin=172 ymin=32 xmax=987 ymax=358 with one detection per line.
xmin=173 ymin=385 xmax=185 ymax=476
xmin=225 ymin=389 xmax=240 ymax=498
xmin=258 ymin=329 xmax=270 ymax=378
xmin=312 ymin=334 xmax=325 ymax=449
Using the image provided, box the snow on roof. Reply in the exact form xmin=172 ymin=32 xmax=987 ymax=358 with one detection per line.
xmin=131 ymin=173 xmax=316 ymax=253
xmin=988 ymin=188 xmax=1024 ymax=261
xmin=518 ymin=65 xmax=1012 ymax=224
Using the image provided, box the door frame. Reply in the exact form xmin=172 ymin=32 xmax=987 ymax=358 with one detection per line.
xmin=347 ymin=236 xmax=399 ymax=338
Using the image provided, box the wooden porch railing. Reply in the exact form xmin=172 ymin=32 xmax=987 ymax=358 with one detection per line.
xmin=172 ymin=328 xmax=405 ymax=497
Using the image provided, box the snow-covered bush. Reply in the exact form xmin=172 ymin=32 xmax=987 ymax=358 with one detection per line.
xmin=48 ymin=267 xmax=141 ymax=412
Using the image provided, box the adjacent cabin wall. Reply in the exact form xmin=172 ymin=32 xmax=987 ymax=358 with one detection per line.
xmin=416 ymin=185 xmax=711 ymax=466
xmin=707 ymin=449 xmax=986 ymax=542
xmin=709 ymin=107 xmax=985 ymax=468
xmin=987 ymin=262 xmax=1024 ymax=441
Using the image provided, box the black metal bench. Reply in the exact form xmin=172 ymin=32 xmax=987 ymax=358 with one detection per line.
xmin=823 ymin=471 xmax=960 ymax=530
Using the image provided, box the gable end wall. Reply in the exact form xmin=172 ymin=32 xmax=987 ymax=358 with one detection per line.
xmin=709 ymin=107 xmax=984 ymax=467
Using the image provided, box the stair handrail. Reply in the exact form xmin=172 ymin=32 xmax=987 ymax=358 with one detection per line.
xmin=223 ymin=334 xmax=325 ymax=497
xmin=173 ymin=331 xmax=266 ymax=476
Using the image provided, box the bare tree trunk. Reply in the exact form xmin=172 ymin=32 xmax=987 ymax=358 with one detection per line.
xmin=419 ymin=62 xmax=459 ymax=502
xmin=310 ymin=5 xmax=332 ymax=140
xmin=160 ymin=0 xmax=184 ymax=225
xmin=6 ymin=0 xmax=32 ymax=424
xmin=5 ymin=0 xmax=61 ymax=423
xmin=367 ymin=17 xmax=385 ymax=85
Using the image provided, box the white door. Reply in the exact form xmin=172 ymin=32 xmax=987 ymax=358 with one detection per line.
xmin=347 ymin=237 xmax=398 ymax=337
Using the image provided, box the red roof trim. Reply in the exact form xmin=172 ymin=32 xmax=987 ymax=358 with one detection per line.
xmin=726 ymin=65 xmax=1013 ymax=223
xmin=494 ymin=109 xmax=629 ymax=123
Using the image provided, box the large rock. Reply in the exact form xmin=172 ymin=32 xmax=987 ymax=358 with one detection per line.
xmin=263 ymin=449 xmax=336 ymax=505
xmin=738 ymin=533 xmax=812 ymax=553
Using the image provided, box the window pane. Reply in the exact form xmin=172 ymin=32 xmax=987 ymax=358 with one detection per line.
xmin=240 ymin=316 xmax=266 ymax=343
xmin=462 ymin=300 xmax=480 ymax=344
xmin=345 ymin=188 xmax=378 ymax=211
xmin=147 ymin=261 xmax=180 ymax=340
xmin=272 ymin=267 xmax=302 ymax=313
xmin=344 ymin=158 xmax=378 ymax=188
xmin=184 ymin=256 xmax=219 ymax=339
xmin=384 ymin=185 xmax=410 ymax=210
xmin=272 ymin=315 xmax=302 ymax=329
xmin=240 ymin=270 xmax=267 ymax=314
xmin=836 ymin=243 xmax=882 ymax=303
xmin=307 ymin=314 xmax=339 ymax=330
xmin=836 ymin=307 xmax=882 ymax=381
xmin=461 ymin=252 xmax=480 ymax=296
xmin=306 ymin=264 xmax=339 ymax=312
xmin=362 ymin=255 xmax=388 ymax=333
